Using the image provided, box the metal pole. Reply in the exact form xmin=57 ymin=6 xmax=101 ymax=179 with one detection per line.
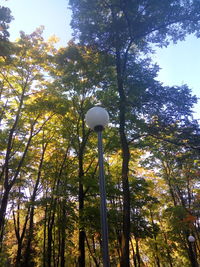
xmin=97 ymin=130 xmax=110 ymax=267
xmin=189 ymin=241 xmax=199 ymax=267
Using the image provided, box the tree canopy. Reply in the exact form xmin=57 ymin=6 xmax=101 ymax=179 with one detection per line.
xmin=0 ymin=5 xmax=13 ymax=56
xmin=0 ymin=1 xmax=200 ymax=267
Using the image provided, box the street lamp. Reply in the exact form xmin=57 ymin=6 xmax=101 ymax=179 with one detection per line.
xmin=85 ymin=106 xmax=110 ymax=267
xmin=188 ymin=235 xmax=195 ymax=243
xmin=188 ymin=235 xmax=198 ymax=267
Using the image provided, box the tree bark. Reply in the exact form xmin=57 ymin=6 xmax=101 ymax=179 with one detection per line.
xmin=0 ymin=125 xmax=33 ymax=248
xmin=135 ymin=238 xmax=141 ymax=267
xmin=60 ymin=204 xmax=66 ymax=267
xmin=85 ymin=234 xmax=100 ymax=267
xmin=47 ymin=197 xmax=56 ymax=267
xmin=15 ymin=240 xmax=23 ymax=267
xmin=43 ymin=204 xmax=48 ymax=267
xmin=22 ymin=143 xmax=47 ymax=266
xmin=0 ymin=187 xmax=11 ymax=244
xmin=150 ymin=210 xmax=160 ymax=267
xmin=115 ymin=48 xmax=130 ymax=267
xmin=78 ymin=153 xmax=85 ymax=267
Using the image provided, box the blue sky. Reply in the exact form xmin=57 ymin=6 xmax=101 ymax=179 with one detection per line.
xmin=2 ymin=0 xmax=200 ymax=119
xmin=3 ymin=0 xmax=72 ymax=46
xmin=153 ymin=35 xmax=200 ymax=119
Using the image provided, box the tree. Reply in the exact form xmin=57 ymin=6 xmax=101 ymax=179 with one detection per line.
xmin=142 ymin=132 xmax=200 ymax=266
xmin=0 ymin=5 xmax=12 ymax=39
xmin=69 ymin=1 xmax=200 ymax=264
xmin=0 ymin=5 xmax=13 ymax=56
xmin=0 ymin=27 xmax=58 ymax=253
xmin=54 ymin=42 xmax=115 ymax=266
xmin=0 ymin=10 xmax=199 ymax=265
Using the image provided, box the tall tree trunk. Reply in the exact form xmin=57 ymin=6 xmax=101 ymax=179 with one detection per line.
xmin=77 ymin=111 xmax=89 ymax=267
xmin=21 ymin=206 xmax=35 ymax=267
xmin=0 ymin=88 xmax=26 ymax=247
xmin=14 ymin=192 xmax=24 ymax=267
xmin=115 ymin=49 xmax=130 ymax=267
xmin=22 ymin=143 xmax=47 ymax=267
xmin=78 ymin=153 xmax=85 ymax=267
xmin=85 ymin=234 xmax=100 ymax=267
xmin=0 ymin=125 xmax=33 ymax=249
xmin=43 ymin=204 xmax=48 ymax=267
xmin=47 ymin=200 xmax=56 ymax=267
xmin=135 ymin=238 xmax=141 ymax=267
xmin=60 ymin=203 xmax=66 ymax=267
xmin=158 ymin=216 xmax=173 ymax=267
xmin=15 ymin=240 xmax=23 ymax=267
xmin=150 ymin=210 xmax=160 ymax=267
xmin=0 ymin=187 xmax=10 ymax=245
xmin=130 ymin=238 xmax=137 ymax=267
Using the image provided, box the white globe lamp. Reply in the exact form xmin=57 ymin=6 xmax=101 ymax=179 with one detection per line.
xmin=85 ymin=106 xmax=109 ymax=131
xmin=188 ymin=235 xmax=195 ymax=243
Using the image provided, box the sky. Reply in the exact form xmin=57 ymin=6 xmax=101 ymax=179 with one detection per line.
xmin=2 ymin=0 xmax=200 ymax=119
xmin=2 ymin=0 xmax=72 ymax=46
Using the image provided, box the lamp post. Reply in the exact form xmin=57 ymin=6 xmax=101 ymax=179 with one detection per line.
xmin=188 ymin=235 xmax=195 ymax=243
xmin=188 ymin=235 xmax=198 ymax=267
xmin=85 ymin=106 xmax=110 ymax=267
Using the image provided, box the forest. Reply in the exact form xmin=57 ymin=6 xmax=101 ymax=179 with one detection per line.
xmin=0 ymin=1 xmax=200 ymax=266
